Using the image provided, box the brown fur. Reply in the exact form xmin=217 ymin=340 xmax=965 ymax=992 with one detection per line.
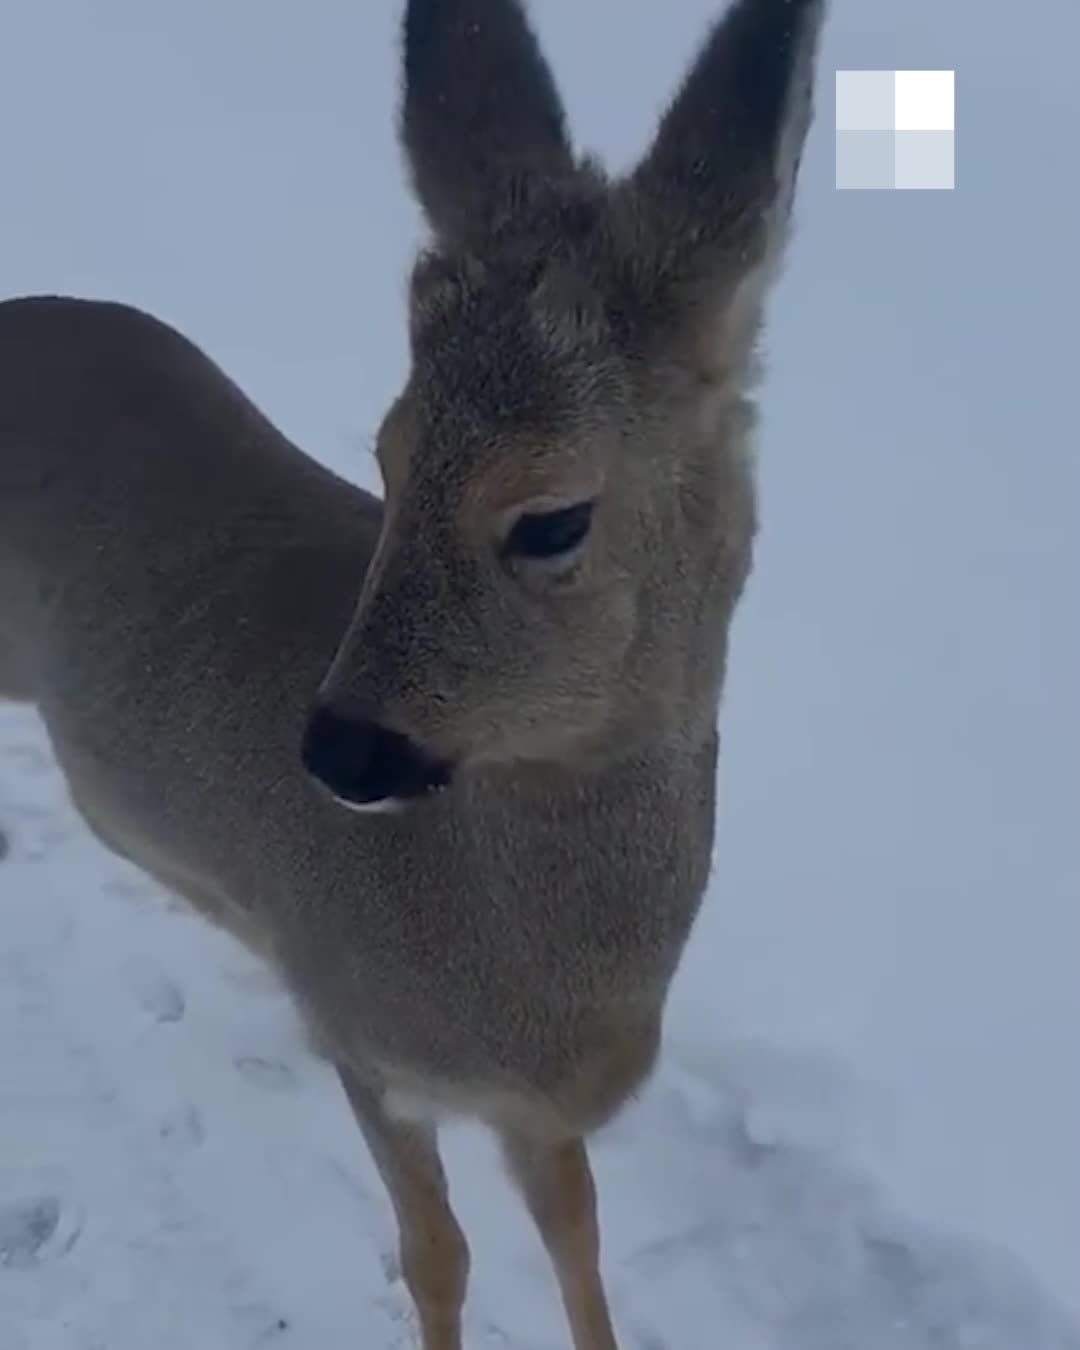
xmin=0 ymin=2 xmax=825 ymax=1345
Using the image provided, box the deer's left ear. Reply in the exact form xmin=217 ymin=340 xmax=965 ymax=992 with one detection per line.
xmin=401 ymin=0 xmax=574 ymax=250
xmin=616 ymin=0 xmax=827 ymax=378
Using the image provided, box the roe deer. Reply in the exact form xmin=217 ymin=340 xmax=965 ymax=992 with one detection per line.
xmin=0 ymin=0 xmax=825 ymax=1345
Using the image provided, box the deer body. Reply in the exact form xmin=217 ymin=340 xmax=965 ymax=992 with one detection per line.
xmin=1 ymin=3 xmax=824 ymax=1347
xmin=0 ymin=295 xmax=711 ymax=1131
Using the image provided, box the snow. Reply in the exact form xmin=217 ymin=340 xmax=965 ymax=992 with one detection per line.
xmin=2 ymin=2 xmax=1078 ymax=1348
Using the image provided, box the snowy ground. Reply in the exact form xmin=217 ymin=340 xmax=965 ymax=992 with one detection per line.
xmin=2 ymin=1 xmax=1078 ymax=1348
xmin=3 ymin=711 xmax=1077 ymax=1350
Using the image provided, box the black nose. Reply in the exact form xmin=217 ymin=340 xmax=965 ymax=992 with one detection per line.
xmin=301 ymin=703 xmax=452 ymax=808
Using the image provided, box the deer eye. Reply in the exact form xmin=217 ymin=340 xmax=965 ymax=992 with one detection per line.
xmin=505 ymin=501 xmax=594 ymax=561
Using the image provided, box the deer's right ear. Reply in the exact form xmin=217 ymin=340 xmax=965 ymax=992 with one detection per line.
xmin=401 ymin=0 xmax=573 ymax=248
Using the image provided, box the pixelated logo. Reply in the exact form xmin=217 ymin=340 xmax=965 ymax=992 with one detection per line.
xmin=836 ymin=71 xmax=954 ymax=190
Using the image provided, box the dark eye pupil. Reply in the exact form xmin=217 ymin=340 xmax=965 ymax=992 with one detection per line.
xmin=507 ymin=501 xmax=594 ymax=559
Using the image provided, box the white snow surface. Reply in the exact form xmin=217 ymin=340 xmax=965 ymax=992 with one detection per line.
xmin=2 ymin=2 xmax=1078 ymax=1348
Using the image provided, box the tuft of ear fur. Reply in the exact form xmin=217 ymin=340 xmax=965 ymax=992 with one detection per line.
xmin=618 ymin=0 xmax=827 ymax=379
xmin=401 ymin=0 xmax=574 ymax=249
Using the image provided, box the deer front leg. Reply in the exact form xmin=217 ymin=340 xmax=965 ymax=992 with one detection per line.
xmin=339 ymin=1068 xmax=469 ymax=1350
xmin=501 ymin=1131 xmax=621 ymax=1350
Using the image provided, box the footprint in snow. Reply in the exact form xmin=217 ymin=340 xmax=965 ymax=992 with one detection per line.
xmin=234 ymin=1054 xmax=297 ymax=1092
xmin=123 ymin=959 xmax=186 ymax=1023
xmin=0 ymin=1194 xmax=83 ymax=1269
xmin=158 ymin=1103 xmax=206 ymax=1155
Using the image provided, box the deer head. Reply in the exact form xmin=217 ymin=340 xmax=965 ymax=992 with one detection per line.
xmin=303 ymin=0 xmax=824 ymax=810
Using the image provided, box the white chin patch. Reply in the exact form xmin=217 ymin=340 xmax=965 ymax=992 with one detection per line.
xmin=331 ymin=794 xmax=407 ymax=816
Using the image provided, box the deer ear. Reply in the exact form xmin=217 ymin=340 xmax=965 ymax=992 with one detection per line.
xmin=620 ymin=0 xmax=826 ymax=377
xmin=401 ymin=0 xmax=574 ymax=249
